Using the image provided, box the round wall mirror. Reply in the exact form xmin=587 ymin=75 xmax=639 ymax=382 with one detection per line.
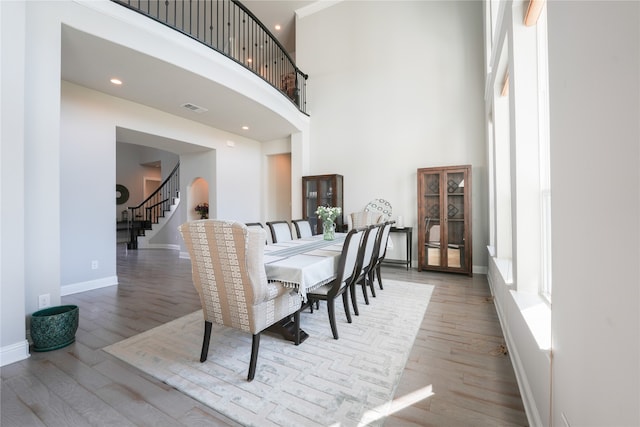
xmin=116 ymin=184 xmax=129 ymax=205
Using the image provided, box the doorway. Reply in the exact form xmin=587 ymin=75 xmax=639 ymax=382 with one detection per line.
xmin=266 ymin=153 xmax=291 ymax=220
xmin=144 ymin=177 xmax=161 ymax=200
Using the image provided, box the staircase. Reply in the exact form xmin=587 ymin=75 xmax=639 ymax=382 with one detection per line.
xmin=126 ymin=162 xmax=180 ymax=249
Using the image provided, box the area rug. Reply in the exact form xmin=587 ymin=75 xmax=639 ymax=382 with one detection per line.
xmin=104 ymin=280 xmax=433 ymax=427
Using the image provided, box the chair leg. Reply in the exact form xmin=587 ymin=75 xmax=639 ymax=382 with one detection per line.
xmin=200 ymin=321 xmax=212 ymax=362
xmin=293 ymin=309 xmax=301 ymax=346
xmin=248 ymin=333 xmax=260 ymax=381
xmin=376 ymin=265 xmax=384 ymax=290
xmin=309 ymin=299 xmax=320 ymax=313
xmin=368 ymin=271 xmax=377 ymax=298
xmin=350 ymin=281 xmax=359 ymax=316
xmin=342 ymin=292 xmax=352 ymax=324
xmin=360 ymin=278 xmax=370 ymax=305
xmin=327 ymin=299 xmax=339 ymax=339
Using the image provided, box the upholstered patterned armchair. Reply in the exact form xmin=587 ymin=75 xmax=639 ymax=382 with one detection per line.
xmin=178 ymin=219 xmax=301 ymax=381
xmin=347 ymin=211 xmax=383 ymax=231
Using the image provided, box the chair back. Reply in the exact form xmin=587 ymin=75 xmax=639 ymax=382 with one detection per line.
xmin=348 ymin=211 xmax=383 ymax=230
xmin=332 ymin=227 xmax=365 ymax=294
xmin=292 ymin=219 xmax=313 ymax=238
xmin=178 ymin=220 xmax=268 ymax=333
xmin=428 ymin=224 xmax=441 ymax=244
xmin=246 ymin=222 xmax=268 ymax=244
xmin=362 ymin=223 xmax=383 ymax=273
xmin=376 ymin=221 xmax=394 ymax=259
xmin=266 ymin=221 xmax=293 ymax=243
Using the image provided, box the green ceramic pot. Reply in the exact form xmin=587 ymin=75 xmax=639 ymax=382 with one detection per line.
xmin=30 ymin=305 xmax=79 ymax=352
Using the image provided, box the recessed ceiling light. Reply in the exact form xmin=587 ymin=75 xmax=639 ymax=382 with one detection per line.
xmin=110 ymin=78 xmax=122 ymax=85
xmin=242 ymin=126 xmax=249 ymax=130
xmin=275 ymin=24 xmax=281 ymax=31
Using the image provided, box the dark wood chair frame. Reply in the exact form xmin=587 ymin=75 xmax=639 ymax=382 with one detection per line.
xmin=350 ymin=223 xmax=383 ymax=315
xmin=370 ymin=221 xmax=395 ymax=290
xmin=292 ymin=219 xmax=314 ymax=238
xmin=265 ymin=220 xmax=293 ymax=243
xmin=305 ymin=227 xmax=365 ymax=340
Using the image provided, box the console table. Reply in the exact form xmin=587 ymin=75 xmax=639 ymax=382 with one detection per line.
xmin=383 ymin=226 xmax=412 ymax=270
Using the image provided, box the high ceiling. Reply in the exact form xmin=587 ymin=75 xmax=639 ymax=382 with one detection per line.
xmin=60 ymin=1 xmax=315 ymax=147
xmin=242 ymin=1 xmax=315 ymax=55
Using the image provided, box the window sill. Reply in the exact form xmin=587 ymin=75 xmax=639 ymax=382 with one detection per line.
xmin=487 ymin=246 xmax=551 ymax=352
xmin=509 ymin=290 xmax=551 ymax=352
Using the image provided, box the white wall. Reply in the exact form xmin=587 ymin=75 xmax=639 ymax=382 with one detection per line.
xmin=267 ymin=153 xmax=293 ymax=222
xmin=297 ymin=1 xmax=488 ymax=269
xmin=547 ymin=2 xmax=639 ymax=426
xmin=0 ymin=0 xmax=29 ymax=365
xmin=60 ymin=82 xmax=117 ymax=288
xmin=60 ymin=81 xmax=265 ymax=289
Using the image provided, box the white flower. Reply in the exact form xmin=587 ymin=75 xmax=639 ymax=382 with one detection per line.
xmin=316 ymin=206 xmax=341 ymax=222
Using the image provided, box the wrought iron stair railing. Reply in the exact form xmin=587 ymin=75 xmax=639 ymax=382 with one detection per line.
xmin=111 ymin=0 xmax=308 ymax=114
xmin=126 ymin=162 xmax=180 ymax=249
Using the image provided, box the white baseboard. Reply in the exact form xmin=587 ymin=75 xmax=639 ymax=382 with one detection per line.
xmin=487 ymin=255 xmax=545 ymax=427
xmin=473 ymin=264 xmax=488 ymax=275
xmin=142 ymin=244 xmax=181 ymax=251
xmin=61 ymin=276 xmax=118 ymax=296
xmin=0 ymin=339 xmax=30 ymax=367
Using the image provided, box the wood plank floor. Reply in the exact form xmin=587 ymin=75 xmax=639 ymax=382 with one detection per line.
xmin=1 ymin=245 xmax=528 ymax=426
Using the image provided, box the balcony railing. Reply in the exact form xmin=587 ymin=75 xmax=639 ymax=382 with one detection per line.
xmin=112 ymin=0 xmax=308 ymax=114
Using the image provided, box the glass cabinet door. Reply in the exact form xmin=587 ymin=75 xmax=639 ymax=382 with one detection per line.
xmin=445 ymin=171 xmax=466 ymax=270
xmin=423 ymin=172 xmax=442 ymax=268
xmin=302 ymin=174 xmax=344 ymax=235
xmin=304 ymin=179 xmax=320 ymax=232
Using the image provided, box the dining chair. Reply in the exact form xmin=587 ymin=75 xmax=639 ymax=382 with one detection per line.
xmin=350 ymin=223 xmax=383 ymax=315
xmin=246 ymin=222 xmax=268 ymax=244
xmin=292 ymin=219 xmax=314 ymax=238
xmin=178 ymin=219 xmax=301 ymax=381
xmin=347 ymin=210 xmax=383 ymax=231
xmin=305 ymin=227 xmax=365 ymax=340
xmin=266 ymin=220 xmax=294 ymax=243
xmin=370 ymin=220 xmax=395 ymax=290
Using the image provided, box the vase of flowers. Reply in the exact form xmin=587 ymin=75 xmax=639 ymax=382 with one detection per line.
xmin=316 ymin=205 xmax=341 ymax=240
xmin=195 ymin=202 xmax=209 ymax=219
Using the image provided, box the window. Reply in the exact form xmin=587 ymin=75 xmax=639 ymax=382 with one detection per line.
xmin=536 ymin=9 xmax=552 ymax=301
xmin=487 ymin=2 xmax=551 ymax=300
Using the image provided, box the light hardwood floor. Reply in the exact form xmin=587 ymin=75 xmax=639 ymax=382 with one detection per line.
xmin=1 ymin=245 xmax=528 ymax=426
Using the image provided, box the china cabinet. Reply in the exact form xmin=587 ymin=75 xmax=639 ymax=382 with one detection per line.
xmin=417 ymin=165 xmax=472 ymax=275
xmin=302 ymin=174 xmax=344 ymax=234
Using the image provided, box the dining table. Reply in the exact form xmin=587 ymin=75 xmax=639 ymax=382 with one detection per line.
xmin=263 ymin=233 xmax=347 ymax=343
xmin=264 ymin=233 xmax=347 ymax=301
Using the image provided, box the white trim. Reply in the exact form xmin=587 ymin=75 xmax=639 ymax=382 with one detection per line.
xmin=487 ymin=253 xmax=546 ymax=427
xmin=142 ymin=244 xmax=181 ymax=251
xmin=61 ymin=276 xmax=118 ymax=296
xmin=295 ymin=0 xmax=343 ymax=19
xmin=0 ymin=340 xmax=30 ymax=367
xmin=472 ymin=265 xmax=488 ymax=275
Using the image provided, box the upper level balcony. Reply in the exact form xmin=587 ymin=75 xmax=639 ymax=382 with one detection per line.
xmin=111 ymin=0 xmax=308 ymax=115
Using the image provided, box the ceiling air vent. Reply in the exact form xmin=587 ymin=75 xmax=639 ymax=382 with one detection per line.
xmin=181 ymin=103 xmax=208 ymax=113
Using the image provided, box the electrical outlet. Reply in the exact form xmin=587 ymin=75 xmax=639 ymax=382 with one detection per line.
xmin=38 ymin=294 xmax=50 ymax=309
xmin=91 ymin=260 xmax=99 ymax=270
